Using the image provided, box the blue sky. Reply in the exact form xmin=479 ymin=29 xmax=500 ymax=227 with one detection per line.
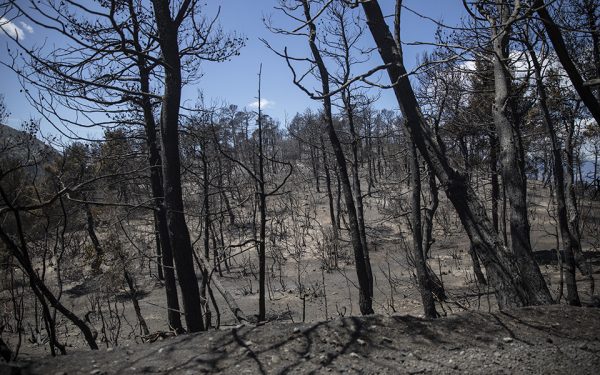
xmin=0 ymin=1 xmax=466 ymax=141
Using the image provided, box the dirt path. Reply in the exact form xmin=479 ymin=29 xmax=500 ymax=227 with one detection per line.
xmin=10 ymin=305 xmax=599 ymax=374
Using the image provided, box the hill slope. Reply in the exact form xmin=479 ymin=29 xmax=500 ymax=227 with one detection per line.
xmin=0 ymin=123 xmax=60 ymax=170
xmin=14 ymin=305 xmax=600 ymax=374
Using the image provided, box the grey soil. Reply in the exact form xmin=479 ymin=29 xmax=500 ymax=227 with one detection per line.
xmin=13 ymin=305 xmax=600 ymax=374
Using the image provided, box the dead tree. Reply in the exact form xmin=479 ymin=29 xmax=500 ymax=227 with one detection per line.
xmin=284 ymin=0 xmax=375 ymax=314
xmin=393 ymin=2 xmax=439 ymax=317
xmin=533 ymin=0 xmax=600 ymax=125
xmin=524 ymin=29 xmax=581 ymax=305
xmin=150 ymin=0 xmax=206 ymax=332
xmin=359 ymin=0 xmax=553 ymax=308
xmin=4 ymin=0 xmax=242 ymax=333
xmin=467 ymin=0 xmax=552 ymax=305
xmin=257 ymin=65 xmax=268 ymax=322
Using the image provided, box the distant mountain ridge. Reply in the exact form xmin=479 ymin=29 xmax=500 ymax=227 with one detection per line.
xmin=0 ymin=123 xmax=61 ymax=176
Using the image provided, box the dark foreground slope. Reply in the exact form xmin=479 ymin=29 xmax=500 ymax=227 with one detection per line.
xmin=14 ymin=305 xmax=600 ymax=374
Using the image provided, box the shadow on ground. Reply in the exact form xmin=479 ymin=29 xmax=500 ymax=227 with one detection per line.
xmin=16 ymin=305 xmax=600 ymax=374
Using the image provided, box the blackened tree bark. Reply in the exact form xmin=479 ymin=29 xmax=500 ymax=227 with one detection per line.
xmin=408 ymin=140 xmax=439 ymax=318
xmin=257 ymin=64 xmax=267 ymax=322
xmin=202 ymin=149 xmax=211 ymax=262
xmin=125 ymin=1 xmax=182 ymax=330
xmin=217 ymin=156 xmax=236 ymax=227
xmin=394 ymin=1 xmax=438 ymax=317
xmin=201 ymin=142 xmax=213 ymax=328
xmin=360 ymin=0 xmax=553 ymax=308
xmin=490 ymin=132 xmax=500 ymax=233
xmin=71 ymin=150 xmax=103 ymax=273
xmin=310 ymin=146 xmax=321 ymax=193
xmin=326 ymin=3 xmax=373 ymax=294
xmin=534 ymin=0 xmax=600 ymax=124
xmin=583 ymin=0 xmax=600 ymax=98
xmin=526 ymin=37 xmax=581 ymax=305
xmin=563 ymin=102 xmax=595 ymax=295
xmin=470 ymin=244 xmax=488 ymax=285
xmin=152 ymin=212 xmax=164 ymax=280
xmin=342 ymin=93 xmax=373 ymax=301
xmin=300 ymin=0 xmax=374 ymax=314
xmin=137 ymin=64 xmax=184 ymax=333
xmin=123 ymin=268 xmax=150 ymax=336
xmin=151 ymin=0 xmax=204 ymax=332
xmin=422 ymin=166 xmax=438 ymax=259
xmin=211 ymin=71 xmax=291 ymax=323
xmin=486 ymin=0 xmax=552 ymax=305
xmin=83 ymin=198 xmax=103 ymax=273
xmin=321 ymin=134 xmax=340 ymax=269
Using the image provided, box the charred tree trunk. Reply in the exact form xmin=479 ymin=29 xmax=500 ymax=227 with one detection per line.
xmin=129 ymin=0 xmax=182 ymax=329
xmin=201 ymin=148 xmax=213 ymax=327
xmin=470 ymin=244 xmax=488 ymax=286
xmin=527 ymin=41 xmax=581 ymax=305
xmin=301 ymin=0 xmax=374 ymax=314
xmin=202 ymin=150 xmax=211 ymax=261
xmin=343 ymin=91 xmax=374 ymax=299
xmin=257 ymin=65 xmax=267 ymax=322
xmin=217 ymin=158 xmax=235 ymax=226
xmin=151 ymin=0 xmax=204 ymax=332
xmin=365 ymin=118 xmax=376 ymax=194
xmin=82 ymin=196 xmax=103 ymax=273
xmin=489 ymin=1 xmax=551 ymax=305
xmin=408 ymin=138 xmax=439 ymax=318
xmin=138 ymin=65 xmax=183 ymax=333
xmin=565 ymin=109 xmax=595 ymax=294
xmin=310 ymin=146 xmax=321 ymax=193
xmin=490 ymin=131 xmax=500 ymax=234
xmin=361 ymin=0 xmax=552 ymax=308
xmin=422 ymin=164 xmax=438 ymax=259
xmin=335 ymin=166 xmax=342 ymax=230
xmin=534 ymin=0 xmax=600 ymax=124
xmin=152 ymin=212 xmax=164 ymax=280
xmin=321 ymin=135 xmax=339 ymax=269
xmin=193 ymin=253 xmax=249 ymax=324
xmin=584 ymin=0 xmax=600 ymax=103
xmin=123 ymin=269 xmax=150 ymax=336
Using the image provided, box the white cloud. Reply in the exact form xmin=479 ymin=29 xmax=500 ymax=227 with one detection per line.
xmin=248 ymin=98 xmax=275 ymax=109
xmin=0 ymin=17 xmax=33 ymax=40
xmin=460 ymin=60 xmax=476 ymax=72
xmin=0 ymin=17 xmax=25 ymax=39
xmin=20 ymin=21 xmax=34 ymax=34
